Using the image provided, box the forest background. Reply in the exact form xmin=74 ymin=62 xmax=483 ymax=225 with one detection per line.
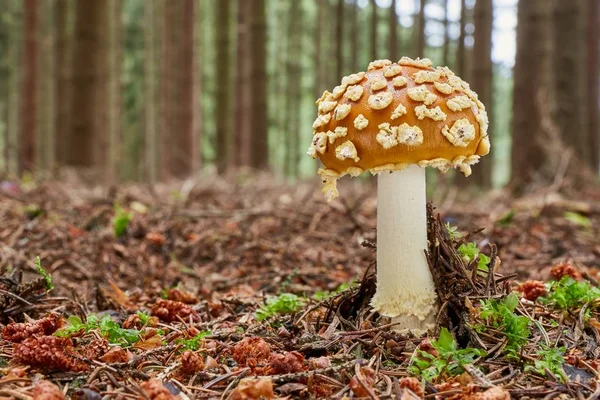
xmin=0 ymin=0 xmax=598 ymax=192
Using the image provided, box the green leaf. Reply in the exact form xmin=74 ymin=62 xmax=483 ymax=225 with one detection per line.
xmin=436 ymin=328 xmax=456 ymax=352
xmin=177 ymin=331 xmax=211 ymax=351
xmin=503 ymin=293 xmax=519 ymax=312
xmin=112 ymin=204 xmax=133 ymax=238
xmin=564 ymin=211 xmax=591 ymax=229
xmin=496 ymin=210 xmax=516 ymax=226
xmin=34 ymin=256 xmax=54 ymax=290
xmin=256 ymin=293 xmax=305 ymax=321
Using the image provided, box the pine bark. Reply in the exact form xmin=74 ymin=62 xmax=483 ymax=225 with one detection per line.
xmin=471 ymin=0 xmax=493 ymax=187
xmin=284 ymin=0 xmax=302 ymax=177
xmin=457 ymin=0 xmax=467 ymax=78
xmin=235 ymin=0 xmax=252 ymax=168
xmin=106 ymin=0 xmax=122 ymax=183
xmin=587 ymin=0 xmax=599 ymax=171
xmin=335 ymin=0 xmax=344 ymax=79
xmin=38 ymin=0 xmax=55 ymax=171
xmin=19 ymin=0 xmax=38 ymax=173
xmin=552 ymin=0 xmax=589 ymax=167
xmin=68 ymin=0 xmax=108 ymax=168
xmin=144 ymin=0 xmax=158 ymax=183
xmin=350 ymin=0 xmax=359 ymax=72
xmin=510 ymin=0 xmax=553 ymax=190
xmin=442 ymin=0 xmax=450 ymax=67
xmin=249 ymin=0 xmax=268 ymax=170
xmin=6 ymin=0 xmax=22 ymax=175
xmin=54 ymin=0 xmax=71 ymax=167
xmin=416 ymin=0 xmax=426 ymax=58
xmin=389 ymin=0 xmax=398 ymax=61
xmin=215 ymin=0 xmax=231 ymax=173
xmin=371 ymin=0 xmax=378 ymax=60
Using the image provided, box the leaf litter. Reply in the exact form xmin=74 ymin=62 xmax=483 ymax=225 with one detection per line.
xmin=0 ymin=179 xmax=599 ymax=399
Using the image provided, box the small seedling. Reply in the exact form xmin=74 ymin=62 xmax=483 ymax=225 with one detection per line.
xmin=496 ymin=210 xmax=516 ymax=227
xmin=525 ymin=345 xmax=566 ymax=382
xmin=256 ymin=293 xmax=304 ymax=321
xmin=540 ymin=277 xmax=600 ymax=313
xmin=410 ymin=328 xmax=486 ymax=382
xmin=34 ymin=256 xmax=54 ymax=290
xmin=445 ymin=223 xmax=462 ymax=240
xmin=458 ymin=242 xmax=491 ymax=271
xmin=564 ymin=211 xmax=591 ymax=230
xmin=312 ymin=281 xmax=355 ymax=301
xmin=55 ymin=314 xmax=141 ymax=346
xmin=478 ymin=294 xmax=530 ymax=358
xmin=177 ymin=330 xmax=211 ymax=351
xmin=112 ymin=204 xmax=132 ymax=238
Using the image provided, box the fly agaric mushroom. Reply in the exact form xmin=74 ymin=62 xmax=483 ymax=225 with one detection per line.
xmin=308 ymin=57 xmax=490 ymax=334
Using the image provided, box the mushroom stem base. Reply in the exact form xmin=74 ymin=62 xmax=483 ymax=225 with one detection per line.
xmin=370 ymin=165 xmax=438 ymax=336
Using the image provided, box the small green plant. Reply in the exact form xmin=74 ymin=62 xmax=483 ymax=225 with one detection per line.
xmin=55 ymin=314 xmax=141 ymax=346
xmin=177 ymin=330 xmax=212 ymax=351
xmin=445 ymin=223 xmax=462 ymax=240
xmin=136 ymin=311 xmax=153 ymax=325
xmin=496 ymin=210 xmax=516 ymax=227
xmin=256 ymin=293 xmax=304 ymax=321
xmin=458 ymin=242 xmax=491 ymax=271
xmin=410 ymin=328 xmax=486 ymax=382
xmin=312 ymin=281 xmax=355 ymax=301
xmin=564 ymin=211 xmax=591 ymax=230
xmin=112 ymin=204 xmax=132 ymax=238
xmin=525 ymin=345 xmax=566 ymax=382
xmin=478 ymin=294 xmax=530 ymax=358
xmin=34 ymin=256 xmax=54 ymax=290
xmin=540 ymin=276 xmax=600 ymax=313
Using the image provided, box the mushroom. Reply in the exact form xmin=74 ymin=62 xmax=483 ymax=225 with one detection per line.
xmin=308 ymin=58 xmax=490 ymax=335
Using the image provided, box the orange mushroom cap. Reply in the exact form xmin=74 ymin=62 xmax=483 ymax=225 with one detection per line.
xmin=308 ymin=57 xmax=490 ymax=201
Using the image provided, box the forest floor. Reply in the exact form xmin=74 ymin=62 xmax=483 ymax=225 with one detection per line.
xmin=0 ymin=176 xmax=599 ymax=400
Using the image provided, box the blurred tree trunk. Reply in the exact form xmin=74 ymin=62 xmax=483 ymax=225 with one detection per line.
xmin=370 ymin=0 xmax=378 ymax=60
xmin=315 ymin=0 xmax=325 ymax=98
xmin=470 ymin=0 xmax=493 ymax=187
xmin=5 ymin=1 xmax=22 ymax=175
xmin=106 ymin=0 xmax=122 ymax=183
xmin=389 ymin=0 xmax=398 ymax=61
xmin=442 ymin=0 xmax=450 ymax=67
xmin=552 ymin=0 xmax=590 ymax=168
xmin=54 ymin=0 xmax=72 ymax=167
xmin=215 ymin=0 xmax=231 ymax=174
xmin=249 ymin=0 xmax=268 ymax=170
xmin=285 ymin=0 xmax=302 ymax=177
xmin=172 ymin=0 xmax=197 ymax=178
xmin=19 ymin=0 xmax=38 ymax=174
xmin=68 ymin=0 xmax=108 ymax=169
xmin=416 ymin=0 xmax=426 ymax=58
xmin=457 ymin=0 xmax=467 ymax=78
xmin=235 ymin=0 xmax=252 ymax=168
xmin=587 ymin=0 xmax=599 ymax=171
xmin=335 ymin=0 xmax=344 ymax=79
xmin=510 ymin=0 xmax=553 ymax=191
xmin=38 ymin=0 xmax=55 ymax=172
xmin=350 ymin=0 xmax=359 ymax=72
xmin=144 ymin=0 xmax=158 ymax=183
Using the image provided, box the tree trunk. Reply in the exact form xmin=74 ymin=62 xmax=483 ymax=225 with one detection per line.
xmin=5 ymin=0 xmax=22 ymax=175
xmin=54 ymin=0 xmax=72 ymax=167
xmin=587 ymin=0 xmax=599 ymax=171
xmin=389 ymin=0 xmax=398 ymax=61
xmin=235 ymin=0 xmax=252 ymax=168
xmin=457 ymin=0 xmax=467 ymax=78
xmin=249 ymin=0 xmax=268 ymax=170
xmin=371 ymin=0 xmax=378 ymax=60
xmin=19 ymin=0 xmax=38 ymax=174
xmin=69 ymin=0 xmax=108 ymax=169
xmin=106 ymin=0 xmax=122 ymax=183
xmin=38 ymin=0 xmax=55 ymax=172
xmin=215 ymin=0 xmax=231 ymax=174
xmin=552 ymin=0 xmax=589 ymax=167
xmin=335 ymin=0 xmax=344 ymax=79
xmin=510 ymin=0 xmax=553 ymax=191
xmin=285 ymin=0 xmax=302 ymax=177
xmin=442 ymin=0 xmax=450 ymax=67
xmin=144 ymin=0 xmax=158 ymax=183
xmin=350 ymin=0 xmax=359 ymax=72
xmin=470 ymin=0 xmax=493 ymax=187
xmin=416 ymin=0 xmax=426 ymax=58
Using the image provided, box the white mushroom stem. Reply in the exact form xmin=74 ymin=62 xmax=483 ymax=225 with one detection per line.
xmin=370 ymin=165 xmax=438 ymax=335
